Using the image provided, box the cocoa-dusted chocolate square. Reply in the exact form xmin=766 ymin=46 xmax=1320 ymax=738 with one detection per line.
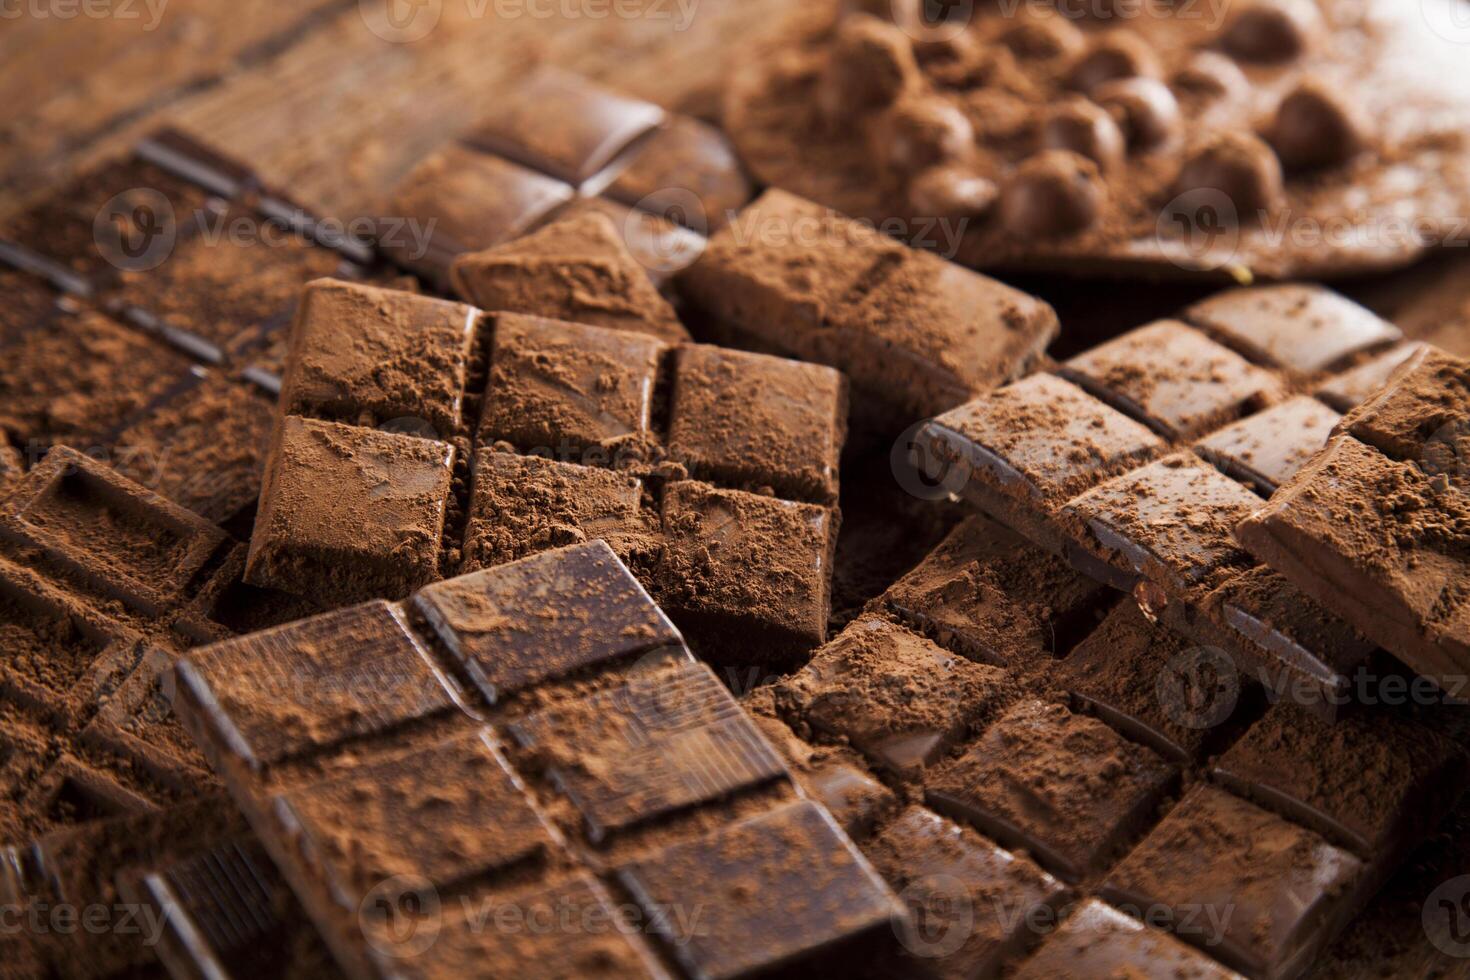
xmin=175 ymin=600 xmax=454 ymax=767
xmin=863 ymin=806 xmax=1068 ymax=980
xmin=510 ymin=659 xmax=786 ymax=841
xmin=1059 ymin=321 xmax=1285 ymax=441
xmin=1102 ymin=786 xmax=1364 ymax=979
xmin=927 ymin=699 xmax=1176 ymax=882
xmin=1339 ymin=346 xmax=1470 ymax=473
xmin=553 ymin=195 xmax=709 ymax=284
xmin=0 ymin=265 xmax=61 ymax=346
xmin=668 ymin=343 xmax=847 ymax=503
xmin=1012 ymin=898 xmax=1242 ymax=980
xmin=1315 ymin=342 xmax=1425 ymax=412
xmin=603 ymin=115 xmax=754 ymax=230
xmin=0 ymin=440 xmax=22 ymax=487
xmin=1185 ymin=285 xmax=1402 ymax=375
xmin=276 ymin=731 xmax=554 ymax=907
xmin=451 ymin=210 xmax=689 ymax=343
xmin=414 ymin=539 xmax=680 ymax=704
xmin=1212 ymin=704 xmax=1467 ymax=858
xmin=776 ymin=615 xmax=1009 ymax=777
xmin=463 ymin=67 xmax=665 ymax=185
xmin=616 ymin=800 xmax=901 ymax=978
xmin=806 ymin=764 xmax=892 ymax=840
xmin=279 ymin=279 xmax=478 ymax=438
xmin=657 ymin=480 xmax=836 ymax=662
xmin=479 ymin=312 xmax=666 ymax=454
xmin=1195 ymin=395 xmax=1342 ymax=495
xmin=245 ymin=417 xmax=454 ymax=604
xmin=460 ymin=451 xmax=652 ymax=573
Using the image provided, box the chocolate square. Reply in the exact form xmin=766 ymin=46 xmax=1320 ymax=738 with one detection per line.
xmin=0 ymin=562 xmax=127 ymax=718
xmin=1101 ymin=786 xmax=1364 ymax=979
xmin=555 ymin=196 xmax=709 ymax=283
xmin=604 ymin=116 xmax=753 ymax=230
xmin=1341 ymin=346 xmax=1470 ymax=476
xmin=175 ymin=600 xmax=455 ymax=768
xmin=450 ymin=210 xmax=688 ymax=343
xmin=279 ymin=279 xmax=478 ymax=438
xmin=1064 ymin=453 xmax=1261 ymax=591
xmin=1213 ymin=704 xmax=1467 ymax=857
xmin=509 ymin=659 xmax=786 ymax=840
xmin=617 ymin=800 xmax=901 ymax=978
xmin=246 ymin=417 xmax=454 ymax=604
xmin=1059 ymin=321 xmax=1285 ymax=440
xmin=463 ymin=69 xmax=664 ymax=185
xmin=277 ymin=731 xmax=553 ymax=908
xmin=461 ymin=451 xmax=653 ymax=572
xmin=805 ymin=765 xmax=893 ymax=840
xmin=479 ymin=312 xmax=665 ymax=453
xmin=864 ymin=806 xmax=1068 ymax=980
xmin=1316 ymin=342 xmax=1425 ymax=412
xmin=0 ymin=265 xmax=60 ymax=346
xmin=414 ymin=540 xmax=681 ymax=703
xmin=927 ymin=700 xmax=1176 ymax=881
xmin=657 ymin=481 xmax=835 ymax=661
xmin=1195 ymin=395 xmax=1341 ymax=494
xmin=1186 ymin=285 xmax=1402 ymax=374
xmin=1012 ymin=898 xmax=1240 ymax=979
xmin=927 ymin=373 xmax=1165 ymax=506
xmin=80 ymin=646 xmax=212 ymax=791
xmin=777 ymin=616 xmax=1009 ymax=777
xmin=668 ymin=343 xmax=846 ymax=502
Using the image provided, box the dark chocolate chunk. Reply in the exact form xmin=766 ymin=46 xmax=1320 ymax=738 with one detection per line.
xmin=603 ymin=116 xmax=754 ymax=230
xmin=1194 ymin=395 xmax=1342 ymax=495
xmin=1340 ymin=346 xmax=1470 ymax=471
xmin=1012 ymin=898 xmax=1242 ymax=979
xmin=1185 ymin=285 xmax=1402 ymax=374
xmin=1315 ymin=342 xmax=1425 ymax=412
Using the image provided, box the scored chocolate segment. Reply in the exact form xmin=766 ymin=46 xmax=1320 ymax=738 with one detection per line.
xmin=603 ymin=115 xmax=754 ymax=230
xmin=279 ymin=280 xmax=478 ymax=438
xmin=1195 ymin=396 xmax=1342 ymax=495
xmin=1102 ymin=785 xmax=1365 ymax=980
xmin=245 ymin=417 xmax=455 ymax=604
xmin=176 ymin=600 xmax=455 ymax=769
xmin=864 ymin=806 xmax=1069 ymax=980
xmin=1184 ymin=285 xmax=1403 ymax=375
xmin=926 ymin=700 xmax=1177 ymax=882
xmin=510 ymin=660 xmax=787 ymax=840
xmin=1315 ymin=341 xmax=1426 ymax=412
xmin=617 ymin=799 xmax=903 ymax=979
xmin=668 ymin=344 xmax=847 ymax=503
xmin=463 ymin=67 xmax=665 ymax=186
xmin=479 ymin=312 xmax=666 ymax=453
xmin=414 ymin=539 xmax=680 ymax=703
xmin=1011 ymin=898 xmax=1244 ymax=980
xmin=1340 ymin=346 xmax=1470 ymax=472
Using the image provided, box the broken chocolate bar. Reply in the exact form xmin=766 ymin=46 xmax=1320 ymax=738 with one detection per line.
xmin=174 ymin=541 xmax=905 ymax=979
xmin=1238 ymin=346 xmax=1470 ymax=690
xmin=921 ymin=284 xmax=1402 ymax=716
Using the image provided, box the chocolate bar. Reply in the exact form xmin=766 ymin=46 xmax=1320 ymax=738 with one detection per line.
xmin=1238 ymin=346 xmax=1470 ymax=690
xmin=677 ymin=189 xmax=1060 ymax=429
xmin=747 ymin=513 xmax=1468 ymax=979
xmin=726 ymin=2 xmax=1470 ymax=280
xmin=247 ymin=274 xmax=847 ymax=663
xmin=173 ymin=541 xmax=905 ymax=979
xmin=920 ymin=284 xmax=1406 ymax=716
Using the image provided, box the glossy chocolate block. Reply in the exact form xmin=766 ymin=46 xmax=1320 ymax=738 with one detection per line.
xmin=603 ymin=116 xmax=754 ymax=230
xmin=1011 ymin=899 xmax=1244 ymax=979
xmin=1186 ymin=285 xmax=1404 ymax=376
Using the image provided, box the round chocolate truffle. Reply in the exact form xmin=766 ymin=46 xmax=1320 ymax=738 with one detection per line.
xmin=1171 ymin=51 xmax=1250 ymax=101
xmin=1175 ymin=132 xmax=1286 ymax=220
xmin=908 ymin=165 xmax=999 ymax=218
xmin=1094 ymin=77 xmax=1181 ymax=151
xmin=818 ymin=15 xmax=920 ymax=124
xmin=1267 ymin=78 xmax=1367 ymax=171
xmin=1000 ymin=150 xmax=1105 ymax=238
xmin=1040 ymin=99 xmax=1127 ymax=172
xmin=1221 ymin=0 xmax=1322 ymax=63
xmin=998 ymin=15 xmax=1086 ymax=60
xmin=1067 ymin=30 xmax=1161 ymax=93
xmin=870 ymin=94 xmax=976 ymax=175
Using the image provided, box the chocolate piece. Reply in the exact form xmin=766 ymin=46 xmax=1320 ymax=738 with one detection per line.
xmin=1221 ymin=0 xmax=1321 ymax=63
xmin=807 ymin=765 xmax=893 ymax=839
xmin=679 ymin=189 xmax=1058 ymax=426
xmin=657 ymin=480 xmax=836 ymax=663
xmin=817 ymin=14 xmax=918 ymax=123
xmin=554 ymin=195 xmax=709 ymax=283
xmin=1194 ymin=396 xmax=1342 ymax=495
xmin=927 ymin=700 xmax=1176 ymax=881
xmin=1267 ymin=77 xmax=1367 ymax=173
xmin=1315 ymin=342 xmax=1425 ymax=412
xmin=280 ymin=279 xmax=478 ymax=439
xmin=1185 ymin=285 xmax=1402 ymax=375
xmin=451 ymin=210 xmax=689 ymax=343
xmin=1341 ymin=346 xmax=1470 ymax=469
xmin=1094 ymin=77 xmax=1181 ymax=151
xmin=667 ymin=344 xmax=847 ymax=503
xmin=776 ymin=615 xmax=1010 ymax=777
xmin=617 ymin=800 xmax=902 ymax=978
xmin=1040 ymin=99 xmax=1126 ymax=173
xmin=1012 ymin=898 xmax=1243 ymax=979
xmin=0 ymin=441 xmax=21 ymax=488
xmin=603 ymin=116 xmax=754 ymax=230
xmin=245 ymin=417 xmax=454 ymax=604
xmin=463 ymin=67 xmax=664 ymax=185
xmin=999 ymin=150 xmax=1106 ymax=239
xmin=0 ymin=265 xmax=61 ymax=346
xmin=864 ymin=806 xmax=1069 ymax=980
xmin=1102 ymin=785 xmax=1364 ymax=979
xmin=79 ymin=646 xmax=212 ymax=791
